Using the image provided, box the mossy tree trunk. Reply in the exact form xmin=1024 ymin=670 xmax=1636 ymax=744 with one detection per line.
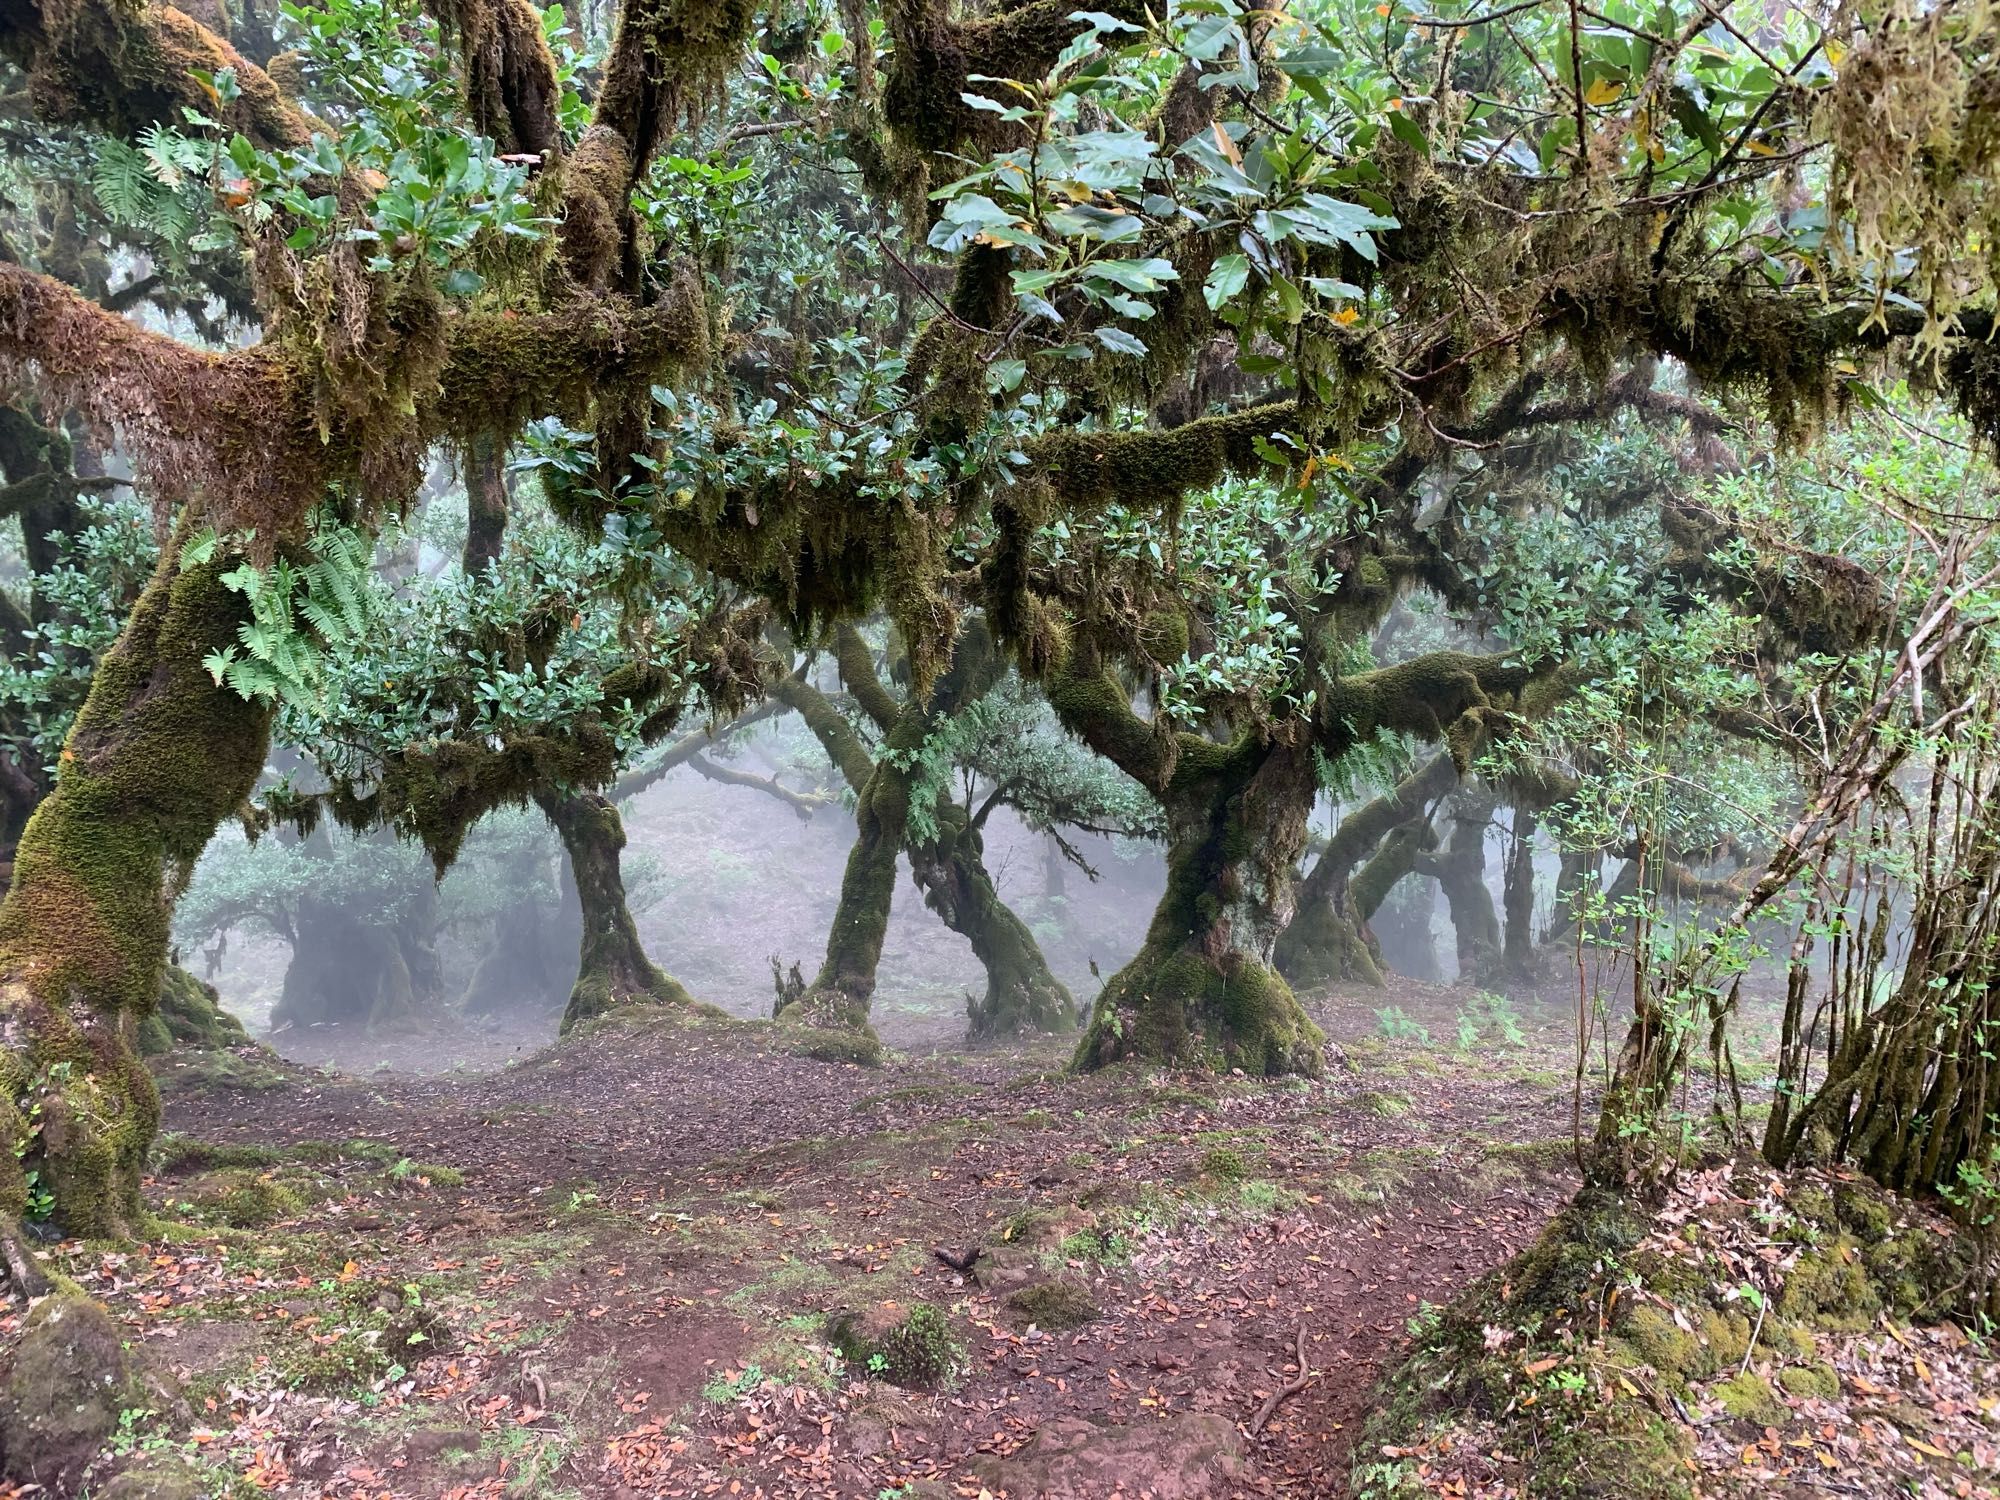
xmin=773 ymin=622 xmax=1004 ymax=1047
xmin=1045 ymin=635 xmax=1324 ymax=1075
xmin=1501 ymin=806 xmax=1537 ymax=976
xmin=534 ymin=787 xmax=693 ymax=1034
xmin=1275 ymin=751 xmax=1461 ymax=988
xmin=908 ymin=808 xmax=1075 ymax=1038
xmin=0 ymin=543 xmax=269 ymax=1238
xmin=1432 ymin=789 xmax=1501 ymax=981
xmin=1076 ymin=732 xmax=1326 ymax=1075
xmin=136 ymin=964 xmax=249 ymax=1056
xmin=463 ymin=431 xmax=507 ymax=576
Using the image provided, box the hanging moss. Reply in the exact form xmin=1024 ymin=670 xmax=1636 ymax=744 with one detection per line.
xmin=430 ymin=0 xmax=561 ymax=157
xmin=5 ymin=0 xmax=309 ymax=148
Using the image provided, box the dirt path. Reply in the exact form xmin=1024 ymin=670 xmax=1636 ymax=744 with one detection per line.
xmin=38 ymin=986 xmax=1581 ymax=1499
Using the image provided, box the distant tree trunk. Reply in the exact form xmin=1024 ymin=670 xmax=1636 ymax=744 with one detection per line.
xmin=271 ymin=892 xmax=425 ymax=1031
xmin=1370 ymin=873 xmax=1442 ymax=981
xmin=1543 ymin=847 xmax=1601 ymax=944
xmin=535 ymin=788 xmax=694 ymax=1034
xmin=461 ymin=885 xmax=576 ymax=1015
xmin=1275 ymin=751 xmax=1459 ymax=988
xmin=909 ymin=809 xmax=1075 ymax=1037
xmin=0 ymin=543 xmax=268 ymax=1238
xmin=1501 ymin=806 xmax=1537 ymax=975
xmin=268 ymin=830 xmax=445 ymax=1032
xmin=1042 ymin=832 xmax=1067 ymax=900
xmin=1434 ymin=789 xmax=1501 ymax=980
xmin=463 ymin=431 xmax=507 ymax=575
xmin=776 ymin=623 xmax=1001 ymax=1050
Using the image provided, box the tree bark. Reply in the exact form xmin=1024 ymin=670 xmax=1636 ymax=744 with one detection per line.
xmin=1275 ymin=752 xmax=1459 ymax=988
xmin=463 ymin=431 xmax=508 ymax=576
xmin=775 ymin=624 xmax=1002 ymax=1049
xmin=0 ymin=542 xmax=268 ymax=1238
xmin=1433 ymin=788 xmax=1501 ymax=981
xmin=1077 ymin=735 xmax=1326 ymax=1076
xmin=1501 ymin=805 xmax=1537 ymax=975
xmin=534 ymin=788 xmax=694 ymax=1034
xmin=909 ymin=809 xmax=1075 ymax=1038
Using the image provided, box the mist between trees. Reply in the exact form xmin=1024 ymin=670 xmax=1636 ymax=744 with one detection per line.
xmin=1 ymin=0 xmax=1999 ymax=1496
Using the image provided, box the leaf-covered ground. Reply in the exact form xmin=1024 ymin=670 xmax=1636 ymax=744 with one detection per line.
xmin=7 ymin=982 xmax=1578 ymax=1499
xmin=13 ymin=980 xmax=1993 ymax=1498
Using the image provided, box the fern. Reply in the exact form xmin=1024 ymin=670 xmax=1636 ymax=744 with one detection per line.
xmin=205 ymin=519 xmax=380 ymax=711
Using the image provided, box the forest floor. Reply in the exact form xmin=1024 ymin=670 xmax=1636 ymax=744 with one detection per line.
xmin=19 ymin=979 xmax=1586 ymax=1500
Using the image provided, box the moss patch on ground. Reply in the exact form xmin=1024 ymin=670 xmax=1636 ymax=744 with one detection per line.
xmin=1352 ymin=1159 xmax=2000 ymax=1499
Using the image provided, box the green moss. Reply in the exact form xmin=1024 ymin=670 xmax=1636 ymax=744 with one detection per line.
xmin=1777 ymin=1242 xmax=1879 ymax=1329
xmin=1005 ymin=1279 xmax=1101 ymax=1330
xmin=1617 ymin=1304 xmax=1703 ymax=1382
xmin=1710 ymin=1370 xmax=1778 ymax=1423
xmin=1360 ymin=1090 xmax=1414 ymax=1119
xmin=1197 ymin=1145 xmax=1248 ymax=1181
xmin=1776 ymin=1362 xmax=1840 ymax=1400
xmin=824 ymin=1301 xmax=962 ymax=1388
xmin=0 ymin=546 xmax=271 ymax=1239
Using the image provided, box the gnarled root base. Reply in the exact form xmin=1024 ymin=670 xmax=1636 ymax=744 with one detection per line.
xmin=559 ymin=960 xmax=696 ymax=1036
xmin=1273 ymin=901 xmax=1385 ymax=989
xmin=967 ymin=966 xmax=1078 ymax=1041
xmin=1074 ymin=946 xmax=1324 ymax=1077
xmin=773 ymin=986 xmax=884 ymax=1065
xmin=136 ymin=965 xmax=250 ymax=1056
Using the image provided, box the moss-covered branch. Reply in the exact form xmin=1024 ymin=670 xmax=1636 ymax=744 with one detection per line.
xmin=0 ymin=0 xmax=310 ymax=148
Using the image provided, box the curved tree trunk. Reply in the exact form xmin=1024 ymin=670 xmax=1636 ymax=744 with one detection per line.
xmin=535 ymin=788 xmax=694 ymax=1034
xmin=909 ymin=811 xmax=1075 ymax=1038
xmin=1075 ymin=736 xmax=1325 ymax=1077
xmin=0 ymin=544 xmax=267 ymax=1238
xmin=1275 ymin=751 xmax=1459 ymax=988
xmin=775 ymin=623 xmax=1001 ymax=1052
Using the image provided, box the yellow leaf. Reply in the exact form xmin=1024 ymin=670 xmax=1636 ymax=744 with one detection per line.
xmin=1211 ymin=121 xmax=1243 ymax=169
xmin=1584 ymin=76 xmax=1623 ymax=106
xmin=1907 ymin=1438 xmax=1949 ymax=1459
xmin=338 ymin=1260 xmax=359 ymax=1282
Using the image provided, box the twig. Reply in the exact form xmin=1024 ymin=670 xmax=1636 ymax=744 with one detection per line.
xmin=1739 ymin=1292 xmax=1766 ymax=1376
xmin=0 ymin=1218 xmax=51 ymax=1299
xmin=1247 ymin=1322 xmax=1314 ymax=1436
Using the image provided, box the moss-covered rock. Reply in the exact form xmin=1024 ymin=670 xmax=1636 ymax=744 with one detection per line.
xmin=824 ymin=1300 xmax=962 ymax=1388
xmin=1005 ymin=1279 xmax=1101 ymax=1330
xmin=1711 ymin=1370 xmax=1778 ymax=1423
xmin=0 ymin=1293 xmax=136 ymax=1491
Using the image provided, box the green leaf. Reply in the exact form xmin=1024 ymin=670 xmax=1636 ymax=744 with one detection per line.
xmin=1204 ymin=252 xmax=1251 ymax=310
xmin=1094 ymin=327 xmax=1148 ymax=357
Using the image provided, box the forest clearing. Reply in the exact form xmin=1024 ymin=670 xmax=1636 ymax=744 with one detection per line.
xmin=2 ymin=0 xmax=2000 ymax=1495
